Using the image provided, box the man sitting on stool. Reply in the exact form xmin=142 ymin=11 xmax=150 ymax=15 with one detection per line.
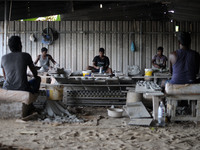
xmin=1 ymin=36 xmax=41 ymax=118
xmin=169 ymin=32 xmax=200 ymax=84
xmin=87 ymin=48 xmax=112 ymax=74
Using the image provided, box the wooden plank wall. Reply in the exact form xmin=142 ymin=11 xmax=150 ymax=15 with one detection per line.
xmin=0 ymin=21 xmax=199 ymax=75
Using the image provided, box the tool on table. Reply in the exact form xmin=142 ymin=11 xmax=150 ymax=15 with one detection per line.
xmin=99 ymin=66 xmax=103 ymax=74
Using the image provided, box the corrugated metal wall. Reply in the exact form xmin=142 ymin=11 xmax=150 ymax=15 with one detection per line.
xmin=0 ymin=21 xmax=200 ymax=75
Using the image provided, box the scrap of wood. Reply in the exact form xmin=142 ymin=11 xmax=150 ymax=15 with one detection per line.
xmin=128 ymin=118 xmax=153 ymax=126
xmin=20 ymin=130 xmax=37 ymax=135
xmin=16 ymin=119 xmax=27 ymax=123
xmin=21 ymin=112 xmax=38 ymax=121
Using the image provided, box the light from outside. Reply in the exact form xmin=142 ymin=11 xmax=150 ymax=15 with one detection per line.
xmin=20 ymin=15 xmax=61 ymax=21
xmin=175 ymin=25 xmax=179 ymax=32
xmin=168 ymin=10 xmax=175 ymax=13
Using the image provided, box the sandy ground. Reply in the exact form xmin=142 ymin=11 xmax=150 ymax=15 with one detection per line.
xmin=0 ymin=107 xmax=200 ymax=150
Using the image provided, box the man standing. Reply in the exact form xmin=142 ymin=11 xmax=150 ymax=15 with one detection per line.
xmin=87 ymin=48 xmax=112 ymax=74
xmin=169 ymin=32 xmax=200 ymax=84
xmin=1 ymin=36 xmax=41 ymax=117
xmin=34 ymin=47 xmax=58 ymax=72
xmin=152 ymin=47 xmax=168 ymax=69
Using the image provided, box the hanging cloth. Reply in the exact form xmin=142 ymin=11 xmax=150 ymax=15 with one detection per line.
xmin=130 ymin=33 xmax=135 ymax=52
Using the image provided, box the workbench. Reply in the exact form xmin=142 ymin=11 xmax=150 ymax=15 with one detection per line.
xmin=41 ymin=76 xmax=135 ymax=106
xmin=135 ymin=80 xmax=164 ymax=120
xmin=39 ymin=73 xmax=170 ymax=107
xmin=132 ymin=72 xmax=171 ymax=84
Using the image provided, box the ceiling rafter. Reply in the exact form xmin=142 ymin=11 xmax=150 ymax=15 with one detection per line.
xmin=0 ymin=1 xmax=199 ymax=21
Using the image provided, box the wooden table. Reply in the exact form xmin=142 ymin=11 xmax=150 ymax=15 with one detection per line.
xmin=41 ymin=76 xmax=135 ymax=106
xmin=132 ymin=73 xmax=171 ymax=84
xmin=135 ymin=82 xmax=164 ymax=120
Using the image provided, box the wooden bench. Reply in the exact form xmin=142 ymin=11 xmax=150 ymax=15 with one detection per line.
xmin=165 ymin=83 xmax=200 ymax=122
xmin=151 ymin=83 xmax=200 ymax=122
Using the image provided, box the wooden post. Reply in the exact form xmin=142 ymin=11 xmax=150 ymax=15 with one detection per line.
xmin=152 ymin=95 xmax=162 ymax=120
xmin=4 ymin=0 xmax=7 ymax=55
xmin=139 ymin=21 xmax=143 ymax=72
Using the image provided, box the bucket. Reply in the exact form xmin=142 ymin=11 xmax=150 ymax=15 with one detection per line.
xmin=145 ymin=69 xmax=153 ymax=76
xmin=46 ymin=86 xmax=64 ymax=100
xmin=82 ymin=70 xmax=92 ymax=77
xmin=107 ymin=108 xmax=124 ymax=118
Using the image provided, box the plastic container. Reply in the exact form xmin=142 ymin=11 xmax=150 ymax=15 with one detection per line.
xmin=107 ymin=108 xmax=124 ymax=118
xmin=46 ymin=86 xmax=64 ymax=100
xmin=145 ymin=69 xmax=153 ymax=76
xmin=82 ymin=70 xmax=92 ymax=77
xmin=158 ymin=101 xmax=165 ymax=126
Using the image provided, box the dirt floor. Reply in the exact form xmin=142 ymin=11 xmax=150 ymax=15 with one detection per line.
xmin=0 ymin=107 xmax=200 ymax=150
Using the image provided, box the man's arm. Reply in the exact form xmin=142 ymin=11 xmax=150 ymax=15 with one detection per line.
xmin=2 ymin=67 xmax=6 ymax=80
xmin=29 ymin=63 xmax=38 ymax=78
xmin=27 ymin=54 xmax=38 ymax=77
xmin=163 ymin=56 xmax=168 ymax=69
xmin=92 ymin=56 xmax=99 ymax=69
xmin=34 ymin=55 xmax=40 ymax=65
xmin=48 ymin=55 xmax=56 ymax=65
xmin=152 ymin=59 xmax=160 ymax=68
xmin=161 ymin=59 xmax=167 ymax=69
xmin=104 ymin=57 xmax=110 ymax=69
xmin=169 ymin=51 xmax=177 ymax=74
xmin=1 ymin=60 xmax=6 ymax=79
xmin=93 ymin=62 xmax=99 ymax=69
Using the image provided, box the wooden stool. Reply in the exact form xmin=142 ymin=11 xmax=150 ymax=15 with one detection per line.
xmin=166 ymin=95 xmax=200 ymax=122
xmin=0 ymin=88 xmax=38 ymax=118
xmin=165 ymin=83 xmax=200 ymax=122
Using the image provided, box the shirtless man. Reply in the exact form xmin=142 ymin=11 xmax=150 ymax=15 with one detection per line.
xmin=34 ymin=47 xmax=58 ymax=72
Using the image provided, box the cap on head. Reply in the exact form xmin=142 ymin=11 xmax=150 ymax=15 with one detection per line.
xmin=8 ymin=36 xmax=22 ymax=52
xmin=178 ymin=32 xmax=191 ymax=48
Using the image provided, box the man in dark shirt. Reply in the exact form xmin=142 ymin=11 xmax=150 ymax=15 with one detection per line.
xmin=152 ymin=46 xmax=168 ymax=69
xmin=87 ymin=48 xmax=112 ymax=74
xmin=169 ymin=32 xmax=200 ymax=84
xmin=1 ymin=36 xmax=41 ymax=92
xmin=1 ymin=36 xmax=41 ymax=117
